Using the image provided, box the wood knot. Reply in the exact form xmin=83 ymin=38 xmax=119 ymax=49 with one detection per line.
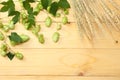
xmin=116 ymin=40 xmax=118 ymax=44
xmin=78 ymin=72 xmax=84 ymax=76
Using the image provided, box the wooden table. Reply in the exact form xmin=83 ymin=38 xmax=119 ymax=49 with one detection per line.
xmin=0 ymin=0 xmax=120 ymax=80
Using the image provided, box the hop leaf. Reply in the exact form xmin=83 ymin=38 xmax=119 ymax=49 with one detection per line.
xmin=8 ymin=32 xmax=23 ymax=44
xmin=58 ymin=0 xmax=70 ymax=9
xmin=49 ymin=2 xmax=59 ymax=16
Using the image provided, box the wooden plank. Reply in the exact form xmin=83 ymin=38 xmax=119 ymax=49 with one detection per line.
xmin=0 ymin=76 xmax=119 ymax=80
xmin=0 ymin=0 xmax=120 ymax=78
xmin=0 ymin=49 xmax=120 ymax=76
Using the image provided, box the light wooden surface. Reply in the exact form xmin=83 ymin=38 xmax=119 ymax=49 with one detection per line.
xmin=0 ymin=0 xmax=120 ymax=80
xmin=0 ymin=76 xmax=120 ymax=80
xmin=0 ymin=48 xmax=120 ymax=76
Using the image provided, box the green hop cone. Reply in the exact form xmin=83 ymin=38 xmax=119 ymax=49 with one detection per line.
xmin=32 ymin=25 xmax=41 ymax=36
xmin=0 ymin=43 xmax=7 ymax=51
xmin=33 ymin=7 xmax=40 ymax=15
xmin=9 ymin=21 xmax=15 ymax=30
xmin=0 ymin=49 xmax=7 ymax=57
xmin=34 ymin=2 xmax=43 ymax=15
xmin=20 ymin=34 xmax=30 ymax=42
xmin=62 ymin=16 xmax=68 ymax=25
xmin=52 ymin=32 xmax=60 ymax=43
xmin=10 ymin=41 xmax=17 ymax=46
xmin=45 ymin=16 xmax=52 ymax=27
xmin=15 ymin=52 xmax=23 ymax=60
xmin=38 ymin=34 xmax=45 ymax=44
xmin=24 ymin=23 xmax=30 ymax=30
xmin=64 ymin=9 xmax=69 ymax=15
xmin=57 ymin=24 xmax=62 ymax=30
xmin=38 ymin=2 xmax=43 ymax=10
xmin=47 ymin=6 xmax=51 ymax=12
xmin=0 ymin=32 xmax=4 ymax=40
xmin=21 ymin=12 xmax=27 ymax=19
xmin=56 ymin=13 xmax=61 ymax=17
xmin=2 ymin=25 xmax=10 ymax=32
xmin=0 ymin=22 xmax=3 ymax=28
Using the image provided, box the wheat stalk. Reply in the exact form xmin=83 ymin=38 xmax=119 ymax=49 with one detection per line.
xmin=72 ymin=0 xmax=120 ymax=40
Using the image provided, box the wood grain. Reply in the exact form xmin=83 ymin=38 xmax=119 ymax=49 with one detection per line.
xmin=0 ymin=76 xmax=119 ymax=80
xmin=0 ymin=49 xmax=120 ymax=76
xmin=0 ymin=0 xmax=120 ymax=80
